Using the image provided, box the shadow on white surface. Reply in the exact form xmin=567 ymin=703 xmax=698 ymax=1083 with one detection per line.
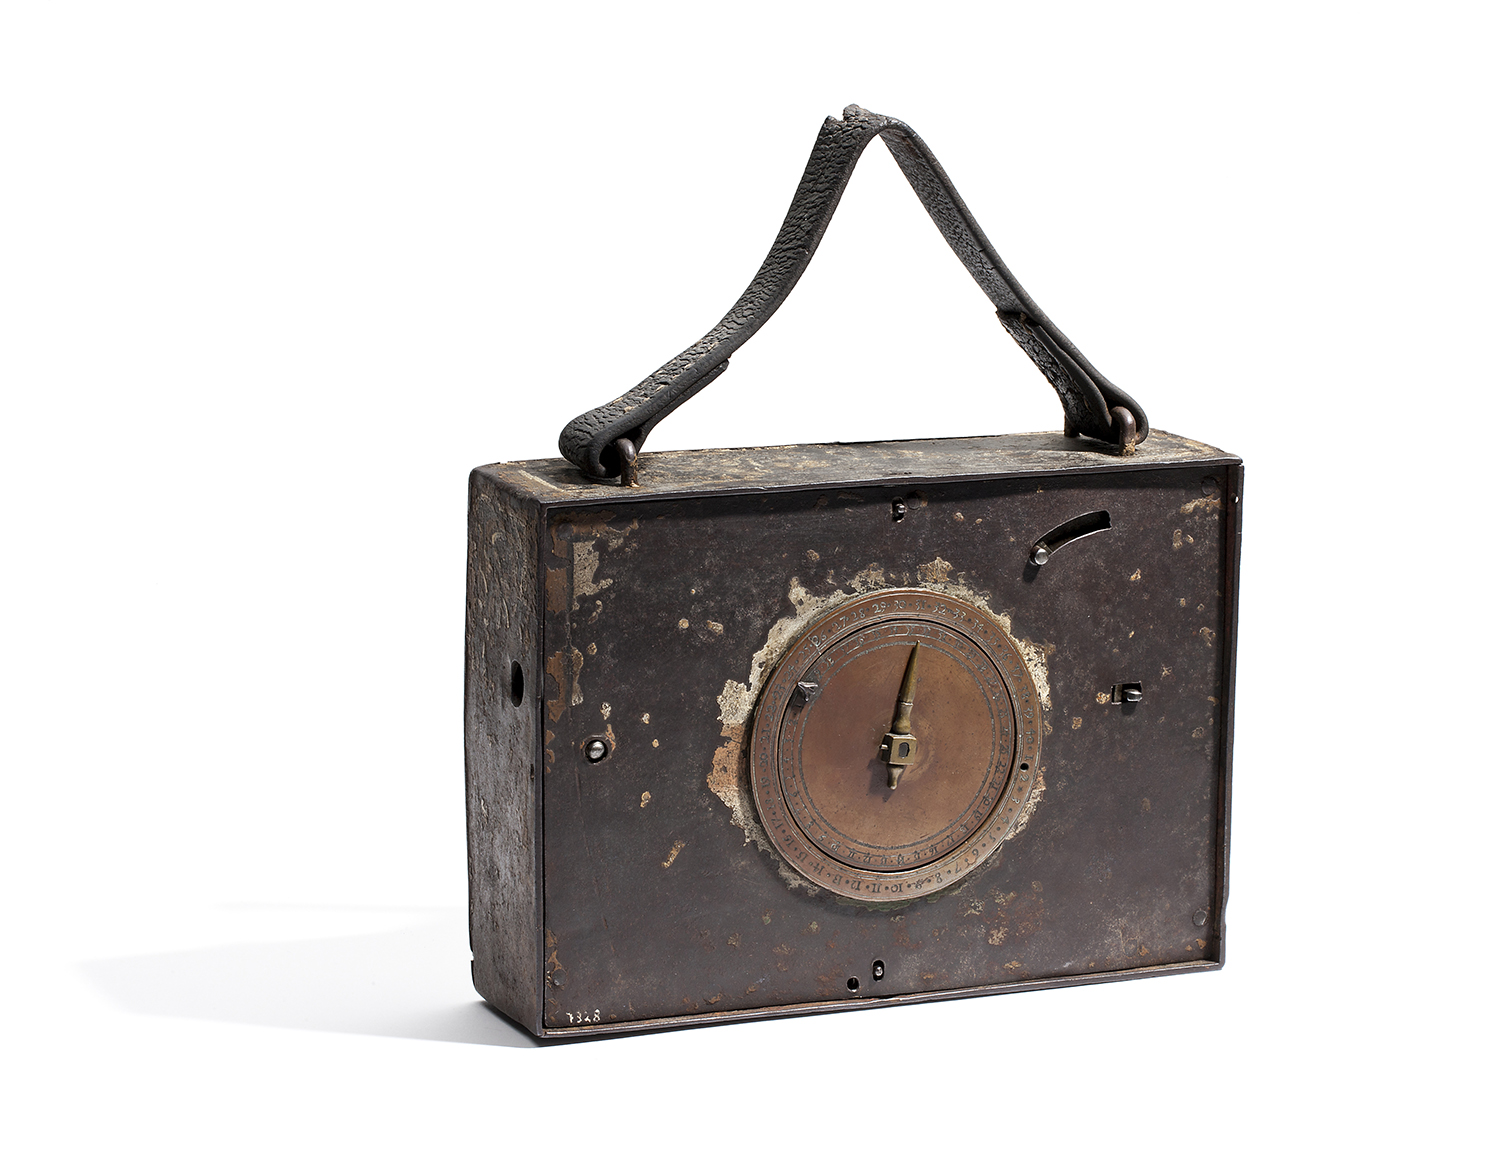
xmin=80 ymin=915 xmax=537 ymax=1048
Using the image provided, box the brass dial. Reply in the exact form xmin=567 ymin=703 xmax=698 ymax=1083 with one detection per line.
xmin=749 ymin=589 xmax=1042 ymax=902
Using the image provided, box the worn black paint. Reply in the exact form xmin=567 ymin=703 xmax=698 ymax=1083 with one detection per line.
xmin=466 ymin=430 xmax=1242 ymax=1038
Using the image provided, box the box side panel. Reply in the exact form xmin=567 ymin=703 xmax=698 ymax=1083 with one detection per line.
xmin=465 ymin=470 xmax=542 ymax=1033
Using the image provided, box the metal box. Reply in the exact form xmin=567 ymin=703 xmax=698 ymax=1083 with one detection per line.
xmin=465 ymin=432 xmax=1241 ymax=1038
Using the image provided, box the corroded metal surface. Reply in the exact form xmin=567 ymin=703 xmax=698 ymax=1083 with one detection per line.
xmin=484 ymin=430 xmax=1234 ymax=505
xmin=749 ymin=589 xmax=1042 ymax=900
xmin=464 ymin=480 xmax=543 ymax=1034
xmin=466 ymin=433 xmax=1242 ymax=1038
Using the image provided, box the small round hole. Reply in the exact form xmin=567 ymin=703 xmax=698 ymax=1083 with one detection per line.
xmin=510 ymin=661 xmax=525 ymax=707
xmin=1019 ymin=762 xmax=1029 ymax=771
xmin=846 ymin=977 xmax=860 ymax=992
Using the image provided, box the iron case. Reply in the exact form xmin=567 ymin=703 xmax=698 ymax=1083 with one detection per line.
xmin=466 ymin=430 xmax=1242 ymax=1039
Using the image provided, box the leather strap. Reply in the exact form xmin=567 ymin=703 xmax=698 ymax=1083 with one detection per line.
xmin=559 ymin=104 xmax=1149 ymax=480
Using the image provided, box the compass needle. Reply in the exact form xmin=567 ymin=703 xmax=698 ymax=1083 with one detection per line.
xmin=881 ymin=642 xmax=921 ymax=787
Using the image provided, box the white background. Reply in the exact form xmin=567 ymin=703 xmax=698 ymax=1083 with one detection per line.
xmin=3 ymin=2 xmax=1480 ymax=1168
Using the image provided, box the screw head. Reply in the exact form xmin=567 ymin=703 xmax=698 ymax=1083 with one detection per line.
xmin=1031 ymin=544 xmax=1051 ymax=566
xmin=1193 ymin=909 xmax=1208 ymax=927
xmin=584 ymin=738 xmax=608 ymax=763
xmin=551 ymin=970 xmax=566 ymax=988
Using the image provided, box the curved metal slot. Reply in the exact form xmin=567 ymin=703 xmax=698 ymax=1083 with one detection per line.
xmin=1029 ymin=510 xmax=1111 ymax=565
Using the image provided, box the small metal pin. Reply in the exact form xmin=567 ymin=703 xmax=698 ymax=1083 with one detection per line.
xmin=1031 ymin=543 xmax=1051 ymax=566
xmin=891 ymin=498 xmax=907 ymax=522
xmin=584 ymin=738 xmax=609 ymax=763
xmin=616 ymin=437 xmax=639 ymax=487
xmin=790 ymin=680 xmax=820 ymax=709
xmin=1113 ymin=405 xmax=1138 ymax=456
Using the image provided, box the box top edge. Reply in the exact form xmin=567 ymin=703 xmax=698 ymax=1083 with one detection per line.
xmin=474 ymin=429 xmax=1240 ymax=505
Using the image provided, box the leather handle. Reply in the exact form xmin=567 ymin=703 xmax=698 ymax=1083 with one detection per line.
xmin=559 ymin=104 xmax=1149 ymax=480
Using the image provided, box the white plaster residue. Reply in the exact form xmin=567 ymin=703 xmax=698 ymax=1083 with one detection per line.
xmin=847 ymin=564 xmax=886 ymax=592
xmin=567 ymin=517 xmax=637 ymax=600
xmin=716 ymin=573 xmax=1052 ymax=733
xmin=1003 ymin=770 xmax=1048 ymax=842
xmin=571 ymin=541 xmax=613 ymax=599
xmin=717 ymin=577 xmax=855 ymax=726
xmin=707 ymin=568 xmax=1054 ymax=899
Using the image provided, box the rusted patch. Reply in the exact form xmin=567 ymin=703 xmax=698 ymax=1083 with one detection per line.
xmin=545 ymin=651 xmax=568 ymax=723
xmin=544 ymin=566 xmax=569 ymax=611
xmin=549 ymin=513 xmax=637 ymax=606
xmin=544 ymin=647 xmax=586 ymax=720
xmin=706 ymin=724 xmax=752 ymax=842
xmin=661 ymin=840 xmax=686 ymax=869
xmin=640 ymin=790 xmax=651 ymax=808
xmin=1180 ymin=496 xmax=1222 ymax=516
xmin=1129 ymin=568 xmax=1141 ymax=581
xmin=1071 ymin=716 xmax=1083 ymax=730
xmin=569 ymin=649 xmax=585 ymax=708
xmin=1198 ymin=626 xmax=1216 ymax=647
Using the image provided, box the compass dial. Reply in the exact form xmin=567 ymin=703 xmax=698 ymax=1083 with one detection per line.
xmin=749 ymin=589 xmax=1043 ymax=902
